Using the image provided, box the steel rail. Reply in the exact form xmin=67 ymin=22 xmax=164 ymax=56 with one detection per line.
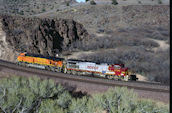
xmin=0 ymin=60 xmax=169 ymax=93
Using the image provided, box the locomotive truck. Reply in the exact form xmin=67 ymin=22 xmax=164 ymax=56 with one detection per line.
xmin=17 ymin=52 xmax=137 ymax=81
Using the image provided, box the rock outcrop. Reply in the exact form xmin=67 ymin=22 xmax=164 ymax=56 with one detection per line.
xmin=0 ymin=18 xmax=20 ymax=62
xmin=0 ymin=15 xmax=89 ymax=59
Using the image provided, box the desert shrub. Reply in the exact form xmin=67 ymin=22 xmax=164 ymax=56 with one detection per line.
xmin=158 ymin=0 xmax=162 ymax=4
xmin=91 ymin=87 xmax=138 ymax=113
xmin=123 ymin=26 xmax=169 ymax=41
xmin=87 ymin=88 xmax=169 ymax=113
xmin=120 ymin=38 xmax=159 ymax=48
xmin=0 ymin=77 xmax=169 ymax=112
xmin=156 ymin=27 xmax=169 ymax=38
xmin=148 ymin=49 xmax=170 ymax=84
xmin=112 ymin=0 xmax=118 ymax=5
xmin=90 ymin=0 xmax=96 ymax=5
xmin=140 ymin=39 xmax=159 ymax=48
xmin=136 ymin=99 xmax=169 ymax=113
xmin=66 ymin=1 xmax=70 ymax=6
xmin=38 ymin=99 xmax=65 ymax=113
xmin=38 ymin=92 xmax=72 ymax=112
xmin=146 ymin=27 xmax=169 ymax=41
xmin=56 ymin=91 xmax=72 ymax=109
xmin=68 ymin=87 xmax=169 ymax=113
xmin=4 ymin=0 xmax=29 ymax=4
xmin=80 ymin=51 xmax=122 ymax=64
xmin=160 ymin=30 xmax=169 ymax=37
xmin=138 ymin=1 xmax=142 ymax=4
xmin=19 ymin=10 xmax=24 ymax=15
xmin=151 ymin=31 xmax=165 ymax=40
xmin=96 ymin=29 xmax=105 ymax=33
xmin=69 ymin=97 xmax=89 ymax=113
xmin=42 ymin=8 xmax=46 ymax=12
xmin=69 ymin=36 xmax=159 ymax=52
xmin=0 ymin=76 xmax=66 ymax=113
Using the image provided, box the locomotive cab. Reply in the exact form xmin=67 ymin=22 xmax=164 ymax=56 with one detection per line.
xmin=20 ymin=52 xmax=26 ymax=56
xmin=17 ymin=52 xmax=26 ymax=62
xmin=108 ymin=64 xmax=137 ymax=81
xmin=108 ymin=64 xmax=124 ymax=71
xmin=114 ymin=64 xmax=124 ymax=68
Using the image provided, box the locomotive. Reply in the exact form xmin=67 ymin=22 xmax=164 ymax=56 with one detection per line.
xmin=17 ymin=52 xmax=137 ymax=81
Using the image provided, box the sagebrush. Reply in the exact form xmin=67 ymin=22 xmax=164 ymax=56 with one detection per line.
xmin=0 ymin=76 xmax=169 ymax=113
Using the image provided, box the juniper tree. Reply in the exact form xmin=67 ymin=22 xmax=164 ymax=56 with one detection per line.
xmin=90 ymin=0 xmax=96 ymax=5
xmin=112 ymin=0 xmax=118 ymax=5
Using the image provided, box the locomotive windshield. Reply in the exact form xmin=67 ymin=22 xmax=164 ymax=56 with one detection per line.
xmin=25 ymin=53 xmax=64 ymax=61
xmin=114 ymin=65 xmax=120 ymax=69
xmin=114 ymin=64 xmax=124 ymax=68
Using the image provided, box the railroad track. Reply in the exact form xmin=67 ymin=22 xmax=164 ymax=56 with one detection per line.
xmin=0 ymin=59 xmax=169 ymax=93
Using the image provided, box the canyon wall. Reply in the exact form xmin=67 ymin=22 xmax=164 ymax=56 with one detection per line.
xmin=0 ymin=15 xmax=89 ymax=61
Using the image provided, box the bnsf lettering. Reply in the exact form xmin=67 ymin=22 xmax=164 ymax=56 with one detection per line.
xmin=87 ymin=66 xmax=98 ymax=69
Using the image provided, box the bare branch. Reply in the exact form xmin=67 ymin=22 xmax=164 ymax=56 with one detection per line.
xmin=0 ymin=106 xmax=7 ymax=113
xmin=12 ymin=97 xmax=23 ymax=113
xmin=0 ymin=88 xmax=6 ymax=103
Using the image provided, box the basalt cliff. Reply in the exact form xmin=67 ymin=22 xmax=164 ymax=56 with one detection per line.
xmin=0 ymin=15 xmax=89 ymax=61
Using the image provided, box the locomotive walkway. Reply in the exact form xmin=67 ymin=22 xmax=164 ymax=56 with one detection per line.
xmin=0 ymin=59 xmax=169 ymax=103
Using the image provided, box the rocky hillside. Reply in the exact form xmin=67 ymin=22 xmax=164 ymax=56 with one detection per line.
xmin=94 ymin=0 xmax=169 ymax=5
xmin=0 ymin=0 xmax=76 ymax=15
xmin=0 ymin=15 xmax=89 ymax=61
xmin=43 ymin=5 xmax=169 ymax=35
xmin=0 ymin=3 xmax=169 ymax=84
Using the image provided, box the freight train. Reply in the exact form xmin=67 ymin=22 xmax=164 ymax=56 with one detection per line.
xmin=17 ymin=52 xmax=137 ymax=81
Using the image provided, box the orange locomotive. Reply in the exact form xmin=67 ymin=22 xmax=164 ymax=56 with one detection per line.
xmin=17 ymin=52 xmax=64 ymax=72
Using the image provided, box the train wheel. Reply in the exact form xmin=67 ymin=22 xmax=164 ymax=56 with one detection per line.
xmin=57 ymin=67 xmax=61 ymax=72
xmin=113 ymin=75 xmax=118 ymax=80
xmin=63 ymin=68 xmax=67 ymax=73
xmin=52 ymin=67 xmax=55 ymax=72
xmin=45 ymin=66 xmax=51 ymax=71
xmin=130 ymin=75 xmax=137 ymax=81
xmin=55 ymin=69 xmax=58 ymax=72
xmin=17 ymin=62 xmax=20 ymax=65
xmin=72 ymin=71 xmax=77 ymax=75
xmin=76 ymin=72 xmax=80 ymax=75
xmin=82 ymin=72 xmax=85 ymax=76
xmin=67 ymin=70 xmax=72 ymax=74
xmin=106 ymin=75 xmax=112 ymax=79
xmin=106 ymin=75 xmax=109 ymax=79
xmin=118 ymin=77 xmax=122 ymax=81
xmin=116 ymin=76 xmax=121 ymax=81
xmin=124 ymin=75 xmax=129 ymax=81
